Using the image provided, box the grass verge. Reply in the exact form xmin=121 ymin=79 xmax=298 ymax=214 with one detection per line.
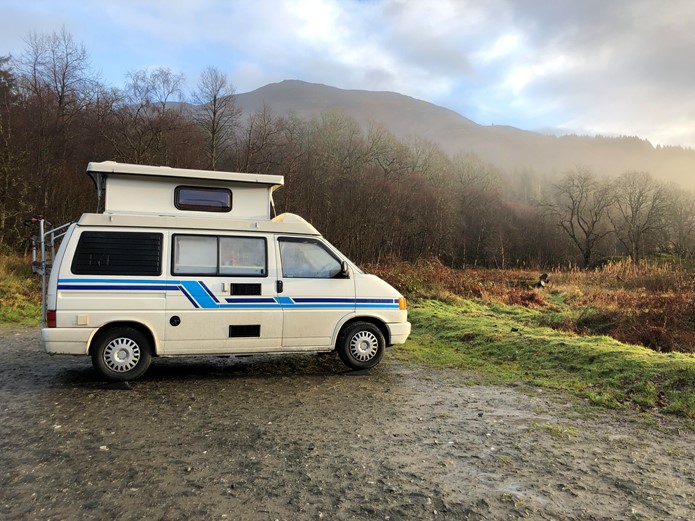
xmin=0 ymin=255 xmax=41 ymax=325
xmin=398 ymin=299 xmax=695 ymax=419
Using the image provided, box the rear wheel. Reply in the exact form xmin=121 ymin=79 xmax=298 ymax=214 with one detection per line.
xmin=91 ymin=327 xmax=152 ymax=381
xmin=337 ymin=322 xmax=385 ymax=370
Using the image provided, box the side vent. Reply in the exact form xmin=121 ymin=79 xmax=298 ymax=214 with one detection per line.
xmin=229 ymin=325 xmax=261 ymax=338
xmin=231 ymin=283 xmax=262 ymax=296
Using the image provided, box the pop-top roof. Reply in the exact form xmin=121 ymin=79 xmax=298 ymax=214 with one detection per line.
xmin=86 ymin=161 xmax=285 ymax=220
xmin=87 ymin=161 xmax=284 ymax=188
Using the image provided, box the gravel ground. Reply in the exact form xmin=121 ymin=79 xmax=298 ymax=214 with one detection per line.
xmin=1 ymin=325 xmax=694 ymax=520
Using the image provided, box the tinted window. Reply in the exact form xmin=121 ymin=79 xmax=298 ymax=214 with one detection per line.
xmin=175 ymin=186 xmax=232 ymax=212
xmin=72 ymin=231 xmax=162 ymax=276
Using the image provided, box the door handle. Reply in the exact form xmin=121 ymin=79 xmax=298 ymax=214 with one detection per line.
xmin=276 ymin=280 xmax=284 ymax=293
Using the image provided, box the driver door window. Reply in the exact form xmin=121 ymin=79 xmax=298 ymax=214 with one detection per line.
xmin=279 ymin=238 xmax=342 ymax=278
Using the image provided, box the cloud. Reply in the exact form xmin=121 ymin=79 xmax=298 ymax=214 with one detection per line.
xmin=477 ymin=0 xmax=695 ymax=145
xmin=3 ymin=0 xmax=695 ymax=147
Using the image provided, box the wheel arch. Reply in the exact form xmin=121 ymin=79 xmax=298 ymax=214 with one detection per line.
xmin=335 ymin=316 xmax=390 ymax=348
xmin=89 ymin=321 xmax=158 ymax=357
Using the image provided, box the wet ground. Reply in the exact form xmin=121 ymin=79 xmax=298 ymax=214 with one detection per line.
xmin=1 ymin=325 xmax=694 ymax=520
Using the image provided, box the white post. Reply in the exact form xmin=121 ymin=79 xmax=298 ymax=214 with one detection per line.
xmin=39 ymin=218 xmax=47 ymax=326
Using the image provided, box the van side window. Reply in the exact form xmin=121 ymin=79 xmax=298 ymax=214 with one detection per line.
xmin=173 ymin=235 xmax=267 ymax=277
xmin=173 ymin=236 xmax=217 ymax=275
xmin=174 ymin=186 xmax=232 ymax=213
xmin=219 ymin=237 xmax=267 ymax=276
xmin=279 ymin=237 xmax=342 ymax=278
xmin=71 ymin=231 xmax=162 ymax=276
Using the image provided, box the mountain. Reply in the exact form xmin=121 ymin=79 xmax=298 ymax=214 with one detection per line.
xmin=235 ymin=80 xmax=695 ymax=188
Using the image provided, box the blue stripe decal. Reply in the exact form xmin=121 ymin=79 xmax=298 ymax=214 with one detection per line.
xmin=199 ymin=281 xmax=220 ymax=304
xmin=225 ymin=298 xmax=277 ymax=304
xmin=56 ymin=278 xmax=400 ymax=310
xmin=59 ymin=278 xmax=182 ymax=285
xmin=178 ymin=285 xmax=200 ymax=309
xmin=293 ymin=297 xmax=354 ymax=303
xmin=59 ymin=284 xmax=172 ymax=291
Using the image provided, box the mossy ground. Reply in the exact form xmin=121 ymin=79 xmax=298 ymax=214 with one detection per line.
xmin=397 ymin=298 xmax=695 ymax=418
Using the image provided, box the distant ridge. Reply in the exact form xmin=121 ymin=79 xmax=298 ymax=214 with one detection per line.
xmin=235 ymin=80 xmax=695 ymax=188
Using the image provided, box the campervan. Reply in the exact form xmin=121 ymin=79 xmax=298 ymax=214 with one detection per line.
xmin=41 ymin=162 xmax=411 ymax=381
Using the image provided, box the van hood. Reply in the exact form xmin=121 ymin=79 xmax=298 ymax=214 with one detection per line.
xmin=354 ymin=273 xmax=403 ymax=299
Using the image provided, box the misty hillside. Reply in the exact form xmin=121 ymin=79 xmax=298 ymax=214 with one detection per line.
xmin=236 ymin=80 xmax=695 ymax=189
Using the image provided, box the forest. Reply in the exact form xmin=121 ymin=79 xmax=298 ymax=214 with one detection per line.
xmin=2 ymin=29 xmax=695 ymax=269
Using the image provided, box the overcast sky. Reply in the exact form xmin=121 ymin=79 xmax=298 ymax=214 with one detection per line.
xmin=2 ymin=0 xmax=694 ymax=148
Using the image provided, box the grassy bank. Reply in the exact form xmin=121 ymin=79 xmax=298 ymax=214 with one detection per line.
xmin=0 ymin=255 xmax=41 ymax=325
xmin=399 ymin=299 xmax=695 ymax=418
xmin=368 ymin=257 xmax=695 ymax=354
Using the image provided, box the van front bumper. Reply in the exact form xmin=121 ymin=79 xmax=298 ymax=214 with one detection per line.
xmin=42 ymin=328 xmax=92 ymax=355
xmin=387 ymin=321 xmax=411 ymax=345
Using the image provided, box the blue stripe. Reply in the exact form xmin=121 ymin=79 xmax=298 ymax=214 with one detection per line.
xmin=293 ymin=298 xmax=354 ymax=303
xmin=275 ymin=296 xmax=294 ymax=306
xmin=219 ymin=304 xmax=281 ymax=309
xmin=59 ymin=278 xmax=180 ymax=285
xmin=225 ymin=298 xmax=277 ymax=303
xmin=178 ymin=285 xmax=200 ymax=309
xmin=199 ymin=281 xmax=220 ymax=304
xmin=58 ymin=284 xmax=171 ymax=291
xmin=56 ymin=278 xmax=399 ymax=310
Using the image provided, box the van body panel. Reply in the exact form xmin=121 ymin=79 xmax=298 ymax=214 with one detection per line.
xmin=43 ymin=327 xmax=92 ymax=354
xmin=45 ymin=223 xmax=76 ymax=313
xmin=352 ymin=273 xmax=408 ymax=345
xmin=163 ymin=230 xmax=283 ymax=353
xmin=274 ymin=235 xmax=357 ymax=347
xmin=386 ymin=321 xmax=412 ymax=345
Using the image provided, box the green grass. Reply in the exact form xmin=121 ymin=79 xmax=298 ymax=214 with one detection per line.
xmin=397 ymin=299 xmax=695 ymax=418
xmin=0 ymin=255 xmax=41 ymax=325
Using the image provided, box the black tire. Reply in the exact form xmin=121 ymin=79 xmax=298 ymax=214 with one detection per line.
xmin=91 ymin=326 xmax=152 ymax=381
xmin=337 ymin=322 xmax=385 ymax=370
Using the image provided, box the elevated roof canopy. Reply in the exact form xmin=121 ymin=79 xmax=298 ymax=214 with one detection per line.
xmin=87 ymin=161 xmax=284 ymax=221
xmin=87 ymin=161 xmax=284 ymax=188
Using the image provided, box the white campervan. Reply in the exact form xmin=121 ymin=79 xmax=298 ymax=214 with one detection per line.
xmin=42 ymin=162 xmax=410 ymax=381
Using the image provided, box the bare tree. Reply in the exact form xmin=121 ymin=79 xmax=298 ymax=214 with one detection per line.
xmin=0 ymin=55 xmax=28 ymax=246
xmin=103 ymin=67 xmax=187 ymax=164
xmin=14 ymin=28 xmax=97 ymax=222
xmin=451 ymin=153 xmax=503 ymax=267
xmin=662 ymin=185 xmax=695 ymax=259
xmin=191 ymin=66 xmax=240 ymax=170
xmin=16 ymin=28 xmax=94 ymax=119
xmin=610 ymin=171 xmax=667 ymax=263
xmin=542 ymin=168 xmax=614 ymax=268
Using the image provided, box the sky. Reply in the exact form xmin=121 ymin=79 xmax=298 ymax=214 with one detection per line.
xmin=2 ymin=0 xmax=695 ymax=149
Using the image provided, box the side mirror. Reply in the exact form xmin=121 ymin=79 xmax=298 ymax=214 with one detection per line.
xmin=340 ymin=261 xmax=350 ymax=278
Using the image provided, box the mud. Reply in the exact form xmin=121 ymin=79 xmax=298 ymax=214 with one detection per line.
xmin=1 ymin=325 xmax=693 ymax=520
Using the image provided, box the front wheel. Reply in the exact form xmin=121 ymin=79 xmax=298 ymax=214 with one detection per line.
xmin=91 ymin=327 xmax=152 ymax=381
xmin=337 ymin=322 xmax=385 ymax=370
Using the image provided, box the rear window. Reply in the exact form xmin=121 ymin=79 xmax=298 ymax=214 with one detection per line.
xmin=175 ymin=186 xmax=232 ymax=212
xmin=71 ymin=231 xmax=163 ymax=276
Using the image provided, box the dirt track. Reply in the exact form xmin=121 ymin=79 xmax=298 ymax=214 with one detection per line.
xmin=1 ymin=325 xmax=693 ymax=520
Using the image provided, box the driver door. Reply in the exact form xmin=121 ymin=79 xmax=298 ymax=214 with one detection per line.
xmin=276 ymin=236 xmax=355 ymax=348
